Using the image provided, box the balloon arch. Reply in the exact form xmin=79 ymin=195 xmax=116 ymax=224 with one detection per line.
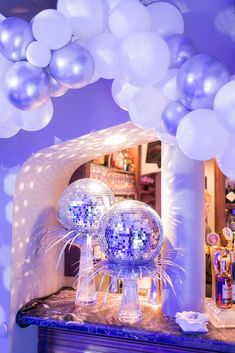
xmin=0 ymin=0 xmax=234 ymax=179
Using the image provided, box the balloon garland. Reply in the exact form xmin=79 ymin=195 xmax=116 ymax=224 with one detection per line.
xmin=0 ymin=0 xmax=234 ymax=179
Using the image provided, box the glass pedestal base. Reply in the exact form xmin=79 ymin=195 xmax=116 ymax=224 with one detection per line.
xmin=75 ymin=235 xmax=96 ymax=305
xmin=118 ymin=277 xmax=142 ymax=324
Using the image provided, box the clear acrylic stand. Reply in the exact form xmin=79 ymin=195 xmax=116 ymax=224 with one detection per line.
xmin=118 ymin=276 xmax=142 ymax=323
xmin=75 ymin=234 xmax=96 ymax=305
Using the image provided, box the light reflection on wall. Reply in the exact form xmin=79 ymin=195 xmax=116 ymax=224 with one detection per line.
xmin=10 ymin=121 xmax=156 ymax=353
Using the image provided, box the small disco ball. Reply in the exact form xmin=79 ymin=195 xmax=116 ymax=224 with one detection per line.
xmin=98 ymin=200 xmax=164 ymax=263
xmin=58 ymin=178 xmax=115 ymax=236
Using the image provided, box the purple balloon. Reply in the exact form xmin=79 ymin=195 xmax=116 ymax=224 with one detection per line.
xmin=177 ymin=54 xmax=230 ymax=110
xmin=166 ymin=34 xmax=196 ymax=69
xmin=0 ymin=17 xmax=33 ymax=61
xmin=49 ymin=43 xmax=95 ymax=89
xmin=162 ymin=101 xmax=190 ymax=136
xmin=4 ymin=61 xmax=50 ymax=110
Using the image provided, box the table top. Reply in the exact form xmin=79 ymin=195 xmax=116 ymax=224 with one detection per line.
xmin=16 ymin=287 xmax=235 ymax=353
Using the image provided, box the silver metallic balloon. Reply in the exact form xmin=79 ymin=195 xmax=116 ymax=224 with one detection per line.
xmin=49 ymin=73 xmax=68 ymax=97
xmin=162 ymin=101 xmax=190 ymax=136
xmin=58 ymin=178 xmax=115 ymax=237
xmin=4 ymin=61 xmax=50 ymax=110
xmin=166 ymin=34 xmax=196 ymax=69
xmin=0 ymin=17 xmax=34 ymax=61
xmin=49 ymin=43 xmax=95 ymax=89
xmin=177 ymin=54 xmax=230 ymax=110
xmin=98 ymin=200 xmax=163 ymax=263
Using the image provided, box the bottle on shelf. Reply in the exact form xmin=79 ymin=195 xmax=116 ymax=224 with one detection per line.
xmin=116 ymin=151 xmax=125 ymax=170
xmin=225 ymin=208 xmax=232 ymax=228
xmin=123 ymin=150 xmax=130 ymax=171
xmin=215 ymin=258 xmax=233 ymax=309
xmin=230 ymin=251 xmax=235 ymax=304
xmin=225 ymin=182 xmax=235 ymax=204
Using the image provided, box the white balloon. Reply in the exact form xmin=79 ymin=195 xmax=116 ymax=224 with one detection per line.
xmin=26 ymin=41 xmax=51 ymax=68
xmin=106 ymin=0 xmax=125 ymax=12
xmin=129 ymin=86 xmax=169 ymax=129
xmin=217 ymin=138 xmax=235 ymax=179
xmin=147 ymin=2 xmax=184 ymax=38
xmin=158 ymin=68 xmax=179 ymax=101
xmin=57 ymin=0 xmax=108 ymax=39
xmin=89 ymin=33 xmax=119 ymax=79
xmin=111 ymin=77 xmax=139 ymax=110
xmin=0 ymin=119 xmax=20 ymax=138
xmin=177 ymin=109 xmax=229 ymax=161
xmin=118 ymin=31 xmax=170 ymax=87
xmin=32 ymin=9 xmax=72 ymax=50
xmin=214 ymin=80 xmax=235 ymax=132
xmin=158 ymin=68 xmax=178 ymax=86
xmin=109 ymin=0 xmax=151 ymax=39
xmin=162 ymin=76 xmax=179 ymax=101
xmin=20 ymin=99 xmax=54 ymax=131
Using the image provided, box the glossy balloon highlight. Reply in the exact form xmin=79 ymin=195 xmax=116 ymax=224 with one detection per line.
xmin=162 ymin=101 xmax=190 ymax=136
xmin=166 ymin=34 xmax=196 ymax=69
xmin=49 ymin=43 xmax=95 ymax=89
xmin=177 ymin=54 xmax=230 ymax=110
xmin=0 ymin=17 xmax=33 ymax=61
xmin=4 ymin=61 xmax=50 ymax=110
xmin=49 ymin=74 xmax=68 ymax=98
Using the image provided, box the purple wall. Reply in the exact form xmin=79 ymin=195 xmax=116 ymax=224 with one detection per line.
xmin=0 ymin=79 xmax=129 ymax=167
xmin=0 ymin=1 xmax=235 ymax=352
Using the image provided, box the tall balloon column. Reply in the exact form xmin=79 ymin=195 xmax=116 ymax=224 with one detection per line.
xmin=58 ymin=178 xmax=115 ymax=304
xmin=97 ymin=200 xmax=164 ymax=323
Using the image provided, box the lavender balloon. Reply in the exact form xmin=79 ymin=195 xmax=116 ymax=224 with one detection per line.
xmin=177 ymin=54 xmax=230 ymax=110
xmin=4 ymin=61 xmax=50 ymax=110
xmin=0 ymin=17 xmax=33 ymax=61
xmin=166 ymin=34 xmax=196 ymax=69
xmin=49 ymin=43 xmax=95 ymax=89
xmin=162 ymin=101 xmax=190 ymax=136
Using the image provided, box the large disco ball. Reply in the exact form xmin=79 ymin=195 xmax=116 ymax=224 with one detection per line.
xmin=99 ymin=200 xmax=163 ymax=263
xmin=58 ymin=178 xmax=115 ymax=237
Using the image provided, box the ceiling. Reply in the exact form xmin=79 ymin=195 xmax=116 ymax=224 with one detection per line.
xmin=0 ymin=0 xmax=57 ymax=20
